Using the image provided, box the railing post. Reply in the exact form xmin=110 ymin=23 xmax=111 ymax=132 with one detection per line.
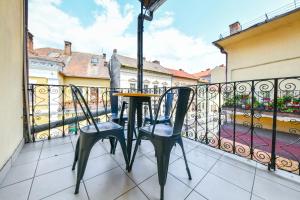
xmin=96 ymin=87 xmax=99 ymax=122
xmin=195 ymin=85 xmax=198 ymax=141
xmin=62 ymin=86 xmax=65 ymax=137
xmin=250 ymin=81 xmax=255 ymax=159
xmin=105 ymin=87 xmax=108 ymax=122
xmin=269 ymin=78 xmax=278 ymax=171
xmin=218 ymin=83 xmax=221 ymax=149
xmin=205 ymin=84 xmax=209 ymax=144
xmin=233 ymin=82 xmax=237 ymax=154
xmin=31 ymin=84 xmax=35 ymax=142
xmin=48 ymin=85 xmax=51 ymax=140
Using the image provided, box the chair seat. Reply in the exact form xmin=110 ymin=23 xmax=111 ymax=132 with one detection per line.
xmin=81 ymin=122 xmax=122 ymax=133
xmin=111 ymin=114 xmax=128 ymax=120
xmin=144 ymin=116 xmax=171 ymax=123
xmin=139 ymin=124 xmax=174 ymax=138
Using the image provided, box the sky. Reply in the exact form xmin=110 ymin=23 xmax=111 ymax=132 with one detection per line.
xmin=28 ymin=0 xmax=294 ymax=73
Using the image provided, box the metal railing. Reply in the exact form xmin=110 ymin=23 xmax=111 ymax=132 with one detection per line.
xmin=219 ymin=1 xmax=300 ymax=39
xmin=28 ymin=76 xmax=300 ymax=175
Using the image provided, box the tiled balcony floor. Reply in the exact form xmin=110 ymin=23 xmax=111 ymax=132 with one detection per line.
xmin=1 ymin=135 xmax=300 ymax=200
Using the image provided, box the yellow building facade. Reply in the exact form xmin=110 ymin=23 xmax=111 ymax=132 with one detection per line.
xmin=214 ymin=9 xmax=300 ymax=82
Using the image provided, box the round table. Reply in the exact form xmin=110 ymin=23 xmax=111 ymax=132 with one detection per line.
xmin=113 ymin=92 xmax=160 ymax=163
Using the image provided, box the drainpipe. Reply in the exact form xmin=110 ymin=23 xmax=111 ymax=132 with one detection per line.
xmin=213 ymin=42 xmax=228 ymax=83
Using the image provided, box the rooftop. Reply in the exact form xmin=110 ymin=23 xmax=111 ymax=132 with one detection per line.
xmin=115 ymin=54 xmax=172 ymax=75
xmin=1 ymin=136 xmax=299 ymax=200
xmin=193 ymin=68 xmax=212 ymax=79
xmin=214 ymin=2 xmax=300 ymax=46
xmin=165 ymin=68 xmax=198 ymax=80
xmin=29 ymin=47 xmax=110 ymax=80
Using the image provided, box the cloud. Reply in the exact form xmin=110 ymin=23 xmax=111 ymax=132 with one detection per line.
xmin=29 ymin=0 xmax=224 ymax=73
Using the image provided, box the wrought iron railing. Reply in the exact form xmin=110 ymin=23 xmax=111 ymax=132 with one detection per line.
xmin=28 ymin=76 xmax=300 ymax=175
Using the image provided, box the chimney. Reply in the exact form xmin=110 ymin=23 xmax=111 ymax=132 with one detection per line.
xmin=229 ymin=22 xmax=241 ymax=35
xmin=104 ymin=61 xmax=108 ymax=66
xmin=102 ymin=53 xmax=106 ymax=59
xmin=113 ymin=49 xmax=117 ymax=54
xmin=152 ymin=60 xmax=160 ymax=64
xmin=64 ymin=41 xmax=72 ymax=56
xmin=27 ymin=32 xmax=34 ymax=53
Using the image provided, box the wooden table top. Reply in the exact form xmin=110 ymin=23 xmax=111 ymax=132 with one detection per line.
xmin=113 ymin=92 xmax=160 ymax=97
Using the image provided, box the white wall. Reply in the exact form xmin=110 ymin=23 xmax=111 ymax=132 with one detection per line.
xmin=120 ymin=68 xmax=172 ymax=89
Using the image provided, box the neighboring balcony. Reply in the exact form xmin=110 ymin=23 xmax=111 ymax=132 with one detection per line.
xmin=1 ymin=76 xmax=299 ymax=199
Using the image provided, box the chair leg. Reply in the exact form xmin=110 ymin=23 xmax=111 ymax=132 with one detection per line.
xmin=109 ymin=137 xmax=116 ymax=154
xmin=177 ymin=137 xmax=192 ymax=180
xmin=118 ymin=134 xmax=129 ymax=171
xmin=72 ymin=137 xmax=80 ymax=170
xmin=154 ymin=141 xmax=174 ymax=200
xmin=74 ymin=138 xmax=94 ymax=194
xmin=129 ymin=136 xmax=141 ymax=172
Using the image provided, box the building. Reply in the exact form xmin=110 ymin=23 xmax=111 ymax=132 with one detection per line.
xmin=109 ymin=49 xmax=172 ymax=90
xmin=28 ymin=33 xmax=110 ymax=87
xmin=165 ymin=68 xmax=198 ymax=86
xmin=210 ymin=64 xmax=226 ymax=83
xmin=193 ymin=68 xmax=212 ymax=83
xmin=213 ymin=7 xmax=300 ymax=82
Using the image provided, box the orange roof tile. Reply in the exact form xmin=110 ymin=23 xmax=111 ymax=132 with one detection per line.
xmin=31 ymin=48 xmax=110 ymax=79
xmin=193 ymin=68 xmax=212 ymax=79
xmin=165 ymin=68 xmax=197 ymax=80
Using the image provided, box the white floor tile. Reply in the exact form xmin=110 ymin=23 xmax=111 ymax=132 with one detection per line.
xmin=83 ymin=154 xmax=118 ymax=180
xmin=210 ymin=160 xmax=255 ymax=191
xmin=13 ymin=150 xmax=41 ymax=166
xmin=40 ymin=143 xmax=74 ymax=159
xmin=253 ymin=176 xmax=300 ymax=200
xmin=85 ymin=167 xmax=135 ymax=200
xmin=1 ymin=161 xmax=37 ymax=187
xmin=36 ymin=152 xmax=74 ymax=176
xmin=139 ymin=173 xmax=192 ymax=200
xmin=185 ymin=191 xmax=207 ymax=200
xmin=42 ymin=183 xmax=88 ymax=200
xmin=195 ymin=173 xmax=251 ymax=200
xmin=169 ymin=159 xmax=206 ymax=188
xmin=29 ymin=167 xmax=76 ymax=200
xmin=124 ymin=155 xmax=157 ymax=184
xmin=115 ymin=187 xmax=148 ymax=200
xmin=0 ymin=179 xmax=32 ymax=200
xmin=186 ymin=149 xmax=217 ymax=171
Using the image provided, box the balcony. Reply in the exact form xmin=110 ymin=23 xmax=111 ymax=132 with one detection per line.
xmin=0 ymin=135 xmax=300 ymax=200
xmin=0 ymin=77 xmax=300 ymax=200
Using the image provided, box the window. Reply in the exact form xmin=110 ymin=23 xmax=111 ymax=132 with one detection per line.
xmin=130 ymin=83 xmax=136 ymax=91
xmin=144 ymin=84 xmax=148 ymax=93
xmin=153 ymin=85 xmax=158 ymax=94
xmin=91 ymin=56 xmax=99 ymax=64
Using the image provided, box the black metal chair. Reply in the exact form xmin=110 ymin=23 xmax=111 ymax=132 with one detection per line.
xmin=70 ymin=85 xmax=129 ymax=194
xmin=129 ymin=87 xmax=195 ymax=200
xmin=144 ymin=92 xmax=174 ymax=125
xmin=103 ymin=90 xmax=128 ymax=127
xmin=102 ymin=90 xmax=128 ymax=154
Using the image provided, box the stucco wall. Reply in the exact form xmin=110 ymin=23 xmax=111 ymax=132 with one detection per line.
xmin=0 ymin=0 xmax=24 ymax=168
xmin=221 ymin=11 xmax=300 ymax=81
xmin=211 ymin=66 xmax=226 ymax=83
xmin=120 ymin=67 xmax=172 ymax=89
xmin=171 ymin=77 xmax=197 ymax=86
xmin=63 ymin=77 xmax=110 ymax=88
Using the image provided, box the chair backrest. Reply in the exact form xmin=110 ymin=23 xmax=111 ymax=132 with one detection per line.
xmin=102 ymin=90 xmax=119 ymax=117
xmin=164 ymin=92 xmax=174 ymax=118
xmin=152 ymin=87 xmax=195 ymax=136
xmin=70 ymin=85 xmax=100 ymax=132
